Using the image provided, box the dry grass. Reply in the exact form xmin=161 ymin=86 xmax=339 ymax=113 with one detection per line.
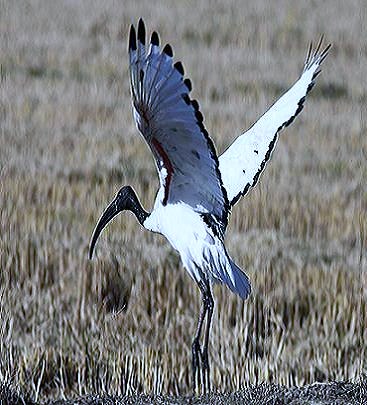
xmin=1 ymin=377 xmax=367 ymax=405
xmin=0 ymin=0 xmax=366 ymax=402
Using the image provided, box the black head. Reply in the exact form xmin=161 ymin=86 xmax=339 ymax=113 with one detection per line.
xmin=89 ymin=186 xmax=148 ymax=259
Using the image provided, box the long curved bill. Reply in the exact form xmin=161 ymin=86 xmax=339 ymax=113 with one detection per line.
xmin=89 ymin=196 xmax=122 ymax=260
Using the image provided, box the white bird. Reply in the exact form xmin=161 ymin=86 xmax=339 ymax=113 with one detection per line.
xmin=89 ymin=19 xmax=330 ymax=392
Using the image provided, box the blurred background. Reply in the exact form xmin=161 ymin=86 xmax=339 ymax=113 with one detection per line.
xmin=0 ymin=0 xmax=365 ymax=401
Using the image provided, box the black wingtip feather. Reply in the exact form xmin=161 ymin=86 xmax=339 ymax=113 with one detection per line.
xmin=314 ymin=34 xmax=324 ymax=56
xmin=195 ymin=110 xmax=203 ymax=122
xmin=137 ymin=18 xmax=145 ymax=45
xmin=184 ymin=78 xmax=192 ymax=91
xmin=151 ymin=31 xmax=159 ymax=46
xmin=191 ymin=99 xmax=199 ymax=111
xmin=306 ymin=41 xmax=313 ymax=65
xmin=182 ymin=93 xmax=190 ymax=105
xmin=174 ymin=61 xmax=184 ymax=75
xmin=163 ymin=43 xmax=173 ymax=57
xmin=129 ymin=25 xmax=137 ymax=51
xmin=312 ymin=69 xmax=321 ymax=80
xmin=319 ymin=43 xmax=332 ymax=63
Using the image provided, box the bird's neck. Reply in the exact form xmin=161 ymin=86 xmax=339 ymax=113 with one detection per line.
xmin=126 ymin=188 xmax=150 ymax=226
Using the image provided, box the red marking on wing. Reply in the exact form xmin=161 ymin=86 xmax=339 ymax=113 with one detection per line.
xmin=152 ymin=137 xmax=174 ymax=205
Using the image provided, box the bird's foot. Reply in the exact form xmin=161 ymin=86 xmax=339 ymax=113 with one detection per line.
xmin=201 ymin=346 xmax=210 ymax=394
xmin=192 ymin=339 xmax=211 ymax=395
xmin=192 ymin=338 xmax=202 ymax=393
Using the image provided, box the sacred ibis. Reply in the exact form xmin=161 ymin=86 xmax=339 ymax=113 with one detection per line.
xmin=89 ymin=19 xmax=330 ymax=392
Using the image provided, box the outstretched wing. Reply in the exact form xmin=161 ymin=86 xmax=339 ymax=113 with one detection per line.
xmin=219 ymin=39 xmax=331 ymax=206
xmin=129 ymin=19 xmax=229 ymax=225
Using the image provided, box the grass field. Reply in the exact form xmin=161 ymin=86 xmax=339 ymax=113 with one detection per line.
xmin=0 ymin=0 xmax=366 ymax=402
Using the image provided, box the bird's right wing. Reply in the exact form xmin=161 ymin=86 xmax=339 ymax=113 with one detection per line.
xmin=219 ymin=40 xmax=331 ymax=206
xmin=129 ymin=19 xmax=229 ymax=226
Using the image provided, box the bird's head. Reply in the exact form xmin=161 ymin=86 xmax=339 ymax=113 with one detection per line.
xmin=89 ymin=185 xmax=148 ymax=259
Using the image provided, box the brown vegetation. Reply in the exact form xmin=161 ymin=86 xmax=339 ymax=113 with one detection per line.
xmin=0 ymin=0 xmax=365 ymax=402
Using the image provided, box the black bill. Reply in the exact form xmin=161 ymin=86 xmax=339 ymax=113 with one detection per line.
xmin=89 ymin=195 xmax=123 ymax=259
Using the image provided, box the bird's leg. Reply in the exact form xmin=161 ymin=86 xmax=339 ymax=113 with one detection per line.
xmin=192 ymin=283 xmax=207 ymax=393
xmin=201 ymin=281 xmax=214 ymax=394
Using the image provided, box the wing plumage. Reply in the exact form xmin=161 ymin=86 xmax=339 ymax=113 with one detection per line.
xmin=129 ymin=19 xmax=229 ymax=225
xmin=219 ymin=39 xmax=331 ymax=206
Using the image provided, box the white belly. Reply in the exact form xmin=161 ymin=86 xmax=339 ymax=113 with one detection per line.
xmin=143 ymin=201 xmax=251 ymax=300
xmin=144 ymin=202 xmax=220 ymax=282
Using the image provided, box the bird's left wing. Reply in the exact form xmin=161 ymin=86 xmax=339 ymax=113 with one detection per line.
xmin=129 ymin=19 xmax=229 ymax=225
xmin=219 ymin=39 xmax=331 ymax=206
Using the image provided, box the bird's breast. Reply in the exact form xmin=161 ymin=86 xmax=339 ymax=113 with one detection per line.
xmin=145 ymin=203 xmax=209 ymax=245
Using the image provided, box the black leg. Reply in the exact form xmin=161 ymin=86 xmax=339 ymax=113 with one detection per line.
xmin=192 ymin=292 xmax=207 ymax=393
xmin=201 ymin=281 xmax=214 ymax=394
xmin=191 ymin=279 xmax=214 ymax=394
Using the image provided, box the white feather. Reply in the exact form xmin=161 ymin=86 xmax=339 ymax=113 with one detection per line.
xmin=219 ymin=42 xmax=330 ymax=205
